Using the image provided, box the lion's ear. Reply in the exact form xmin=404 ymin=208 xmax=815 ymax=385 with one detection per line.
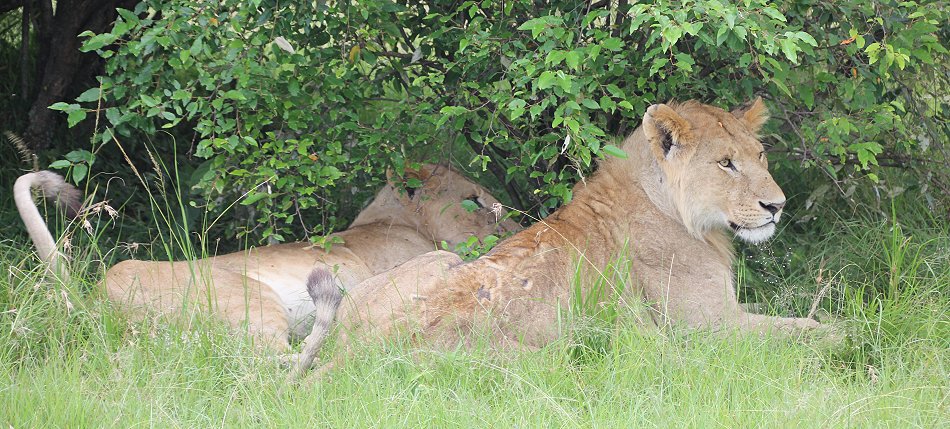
xmin=732 ymin=97 xmax=769 ymax=134
xmin=404 ymin=164 xmax=434 ymax=183
xmin=642 ymin=103 xmax=692 ymax=159
xmin=399 ymin=164 xmax=437 ymax=200
xmin=385 ymin=164 xmax=434 ymax=185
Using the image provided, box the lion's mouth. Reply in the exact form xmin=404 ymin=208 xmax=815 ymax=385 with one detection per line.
xmin=729 ymin=221 xmax=775 ymax=231
xmin=728 ymin=220 xmax=778 ymax=244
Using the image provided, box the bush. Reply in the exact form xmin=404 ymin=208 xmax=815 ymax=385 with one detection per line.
xmin=61 ymin=0 xmax=948 ymax=242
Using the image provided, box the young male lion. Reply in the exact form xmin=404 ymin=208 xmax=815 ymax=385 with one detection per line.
xmin=15 ymin=164 xmax=519 ymax=350
xmin=292 ymin=99 xmax=825 ymax=375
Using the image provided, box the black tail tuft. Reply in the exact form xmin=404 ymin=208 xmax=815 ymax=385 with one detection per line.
xmin=34 ymin=171 xmax=82 ymax=218
xmin=291 ymin=268 xmax=345 ymax=378
xmin=306 ymin=268 xmax=343 ymax=308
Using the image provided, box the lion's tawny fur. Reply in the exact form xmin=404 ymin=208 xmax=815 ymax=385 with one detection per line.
xmin=296 ymin=99 xmax=822 ymax=372
xmin=15 ymin=164 xmax=519 ymax=350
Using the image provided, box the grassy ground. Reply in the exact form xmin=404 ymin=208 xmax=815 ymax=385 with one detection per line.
xmin=1 ymin=187 xmax=948 ymax=427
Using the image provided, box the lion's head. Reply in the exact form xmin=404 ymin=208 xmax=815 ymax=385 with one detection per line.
xmin=381 ymin=164 xmax=521 ymax=247
xmin=640 ymin=98 xmax=785 ymax=244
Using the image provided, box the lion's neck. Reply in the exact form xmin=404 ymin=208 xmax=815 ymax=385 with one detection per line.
xmin=613 ymin=128 xmax=679 ymax=218
xmin=570 ymin=129 xmax=734 ymax=264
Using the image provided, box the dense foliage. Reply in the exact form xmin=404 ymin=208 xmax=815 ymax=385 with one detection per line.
xmin=55 ymin=0 xmax=948 ymax=242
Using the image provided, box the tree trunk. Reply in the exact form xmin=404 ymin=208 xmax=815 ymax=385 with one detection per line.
xmin=22 ymin=0 xmax=136 ymax=151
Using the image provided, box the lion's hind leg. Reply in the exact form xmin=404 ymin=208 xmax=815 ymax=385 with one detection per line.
xmin=105 ymin=260 xmax=292 ymax=351
xmin=203 ymin=269 xmax=293 ymax=351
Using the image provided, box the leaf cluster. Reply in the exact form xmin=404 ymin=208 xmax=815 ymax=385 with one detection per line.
xmin=65 ymin=0 xmax=948 ymax=242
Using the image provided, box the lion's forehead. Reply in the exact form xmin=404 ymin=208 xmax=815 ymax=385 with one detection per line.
xmin=696 ymin=135 xmax=764 ymax=160
xmin=678 ymin=110 xmax=763 ymax=151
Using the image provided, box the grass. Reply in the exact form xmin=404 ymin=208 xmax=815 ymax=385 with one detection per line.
xmin=1 ymin=162 xmax=948 ymax=426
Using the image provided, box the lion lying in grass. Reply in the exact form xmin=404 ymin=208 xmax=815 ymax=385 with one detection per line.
xmin=15 ymin=164 xmax=518 ymax=350
xmin=292 ymin=99 xmax=826 ymax=375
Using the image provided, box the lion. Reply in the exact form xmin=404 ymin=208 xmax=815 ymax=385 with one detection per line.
xmin=291 ymin=98 xmax=825 ymax=375
xmin=14 ymin=164 xmax=519 ymax=350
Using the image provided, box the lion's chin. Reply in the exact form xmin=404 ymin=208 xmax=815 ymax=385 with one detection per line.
xmin=729 ymin=221 xmax=776 ymax=244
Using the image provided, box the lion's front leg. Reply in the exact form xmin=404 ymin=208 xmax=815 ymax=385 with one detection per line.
xmin=640 ymin=267 xmax=823 ymax=336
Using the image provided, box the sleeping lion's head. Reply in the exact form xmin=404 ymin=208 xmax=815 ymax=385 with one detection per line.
xmin=641 ymin=98 xmax=785 ymax=244
xmin=388 ymin=164 xmax=521 ymax=247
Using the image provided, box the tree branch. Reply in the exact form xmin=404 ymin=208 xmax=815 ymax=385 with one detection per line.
xmin=375 ymin=50 xmax=445 ymax=72
xmin=461 ymin=127 xmax=527 ymax=213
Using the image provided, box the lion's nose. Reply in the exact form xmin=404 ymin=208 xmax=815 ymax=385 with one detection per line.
xmin=759 ymin=200 xmax=785 ymax=214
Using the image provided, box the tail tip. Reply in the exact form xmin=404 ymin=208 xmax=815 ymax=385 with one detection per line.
xmin=306 ymin=268 xmax=343 ymax=307
xmin=27 ymin=171 xmax=82 ymax=218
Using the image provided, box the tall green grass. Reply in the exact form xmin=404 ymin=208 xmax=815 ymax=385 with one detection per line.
xmin=1 ymin=157 xmax=947 ymax=427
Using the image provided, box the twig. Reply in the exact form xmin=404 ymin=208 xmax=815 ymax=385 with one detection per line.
xmin=375 ymin=50 xmax=445 ymax=71
xmin=461 ymin=128 xmax=527 ymax=212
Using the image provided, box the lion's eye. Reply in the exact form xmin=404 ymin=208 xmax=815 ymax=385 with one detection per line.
xmin=717 ymin=158 xmax=735 ymax=170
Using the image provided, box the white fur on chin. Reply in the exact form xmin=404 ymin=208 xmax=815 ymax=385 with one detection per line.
xmin=735 ymin=223 xmax=776 ymax=244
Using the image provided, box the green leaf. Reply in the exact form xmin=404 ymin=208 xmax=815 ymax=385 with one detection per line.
xmin=116 ymin=8 xmax=139 ymax=25
xmin=558 ymin=73 xmax=573 ymax=93
xmin=848 ymin=142 xmax=883 ymax=169
xmin=49 ymin=102 xmax=77 ymax=112
xmin=517 ymin=16 xmax=561 ymax=38
xmin=508 ymin=99 xmax=527 ymax=120
xmin=49 ymin=160 xmax=71 ymax=169
xmin=80 ymin=33 xmax=118 ymax=52
xmin=674 ymin=53 xmax=694 ymax=72
xmin=537 ymin=71 xmax=557 ymax=90
xmin=439 ymin=106 xmax=469 ymax=116
xmin=223 ymin=90 xmax=246 ymax=101
xmin=71 ymin=164 xmax=88 ymax=184
xmin=241 ymin=192 xmax=270 ymax=205
xmin=565 ymin=50 xmax=581 ymax=70
xmin=603 ymin=145 xmax=627 ymax=159
xmin=171 ymin=89 xmax=192 ymax=101
xmin=865 ymin=42 xmax=882 ymax=64
xmin=716 ymin=26 xmax=729 ymax=46
xmin=796 ymin=32 xmax=817 ymax=47
xmin=460 ymin=199 xmax=479 ymax=213
xmin=140 ymin=93 xmax=159 ymax=107
xmin=190 ymin=37 xmax=204 ymax=55
xmin=581 ymin=98 xmax=600 ymax=109
xmin=65 ymin=150 xmax=95 ymax=164
xmin=779 ymin=39 xmax=799 ymax=63
xmin=67 ymin=109 xmax=87 ymax=127
xmin=601 ymin=37 xmax=623 ymax=51
xmin=76 ymin=88 xmax=103 ymax=103
xmin=761 ymin=7 xmax=786 ymax=22
xmin=660 ymin=26 xmax=683 ymax=47
xmin=406 ymin=177 xmax=423 ymax=189
xmin=770 ymin=76 xmax=792 ymax=97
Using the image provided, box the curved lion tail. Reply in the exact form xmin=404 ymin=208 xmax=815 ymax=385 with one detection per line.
xmin=13 ymin=171 xmax=82 ymax=278
xmin=290 ymin=267 xmax=344 ymax=378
